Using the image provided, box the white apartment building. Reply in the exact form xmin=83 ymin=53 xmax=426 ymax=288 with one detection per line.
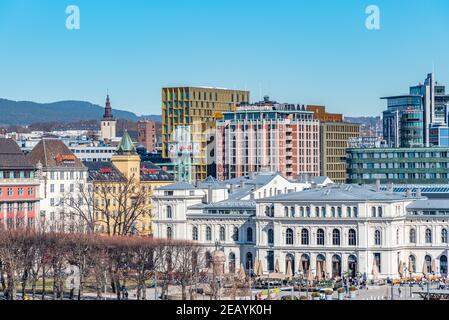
xmin=28 ymin=139 xmax=88 ymax=232
xmin=70 ymin=145 xmax=116 ymax=162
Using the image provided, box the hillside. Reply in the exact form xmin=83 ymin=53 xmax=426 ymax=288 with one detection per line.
xmin=0 ymin=99 xmax=161 ymax=126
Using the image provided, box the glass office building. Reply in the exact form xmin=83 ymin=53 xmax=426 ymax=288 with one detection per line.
xmin=347 ymin=147 xmax=449 ymax=184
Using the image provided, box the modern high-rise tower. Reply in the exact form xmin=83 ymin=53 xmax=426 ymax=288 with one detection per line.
xmin=161 ymin=87 xmax=250 ymax=182
xmin=382 ymin=73 xmax=449 ymax=148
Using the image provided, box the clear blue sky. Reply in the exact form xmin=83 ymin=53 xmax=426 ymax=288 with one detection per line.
xmin=0 ymin=0 xmax=448 ymax=116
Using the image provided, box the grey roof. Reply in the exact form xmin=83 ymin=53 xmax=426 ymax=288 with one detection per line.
xmin=0 ymin=138 xmax=34 ymax=170
xmin=224 ymin=172 xmax=279 ymax=187
xmin=203 ymin=200 xmax=257 ymax=210
xmin=407 ymin=199 xmax=449 ymax=210
xmin=197 ymin=176 xmax=227 ymax=189
xmin=157 ymin=181 xmax=195 ymax=191
xmin=258 ymin=184 xmax=412 ymax=202
xmin=84 ymin=161 xmax=126 ymax=182
xmin=311 ymin=176 xmax=330 ymax=185
xmin=140 ymin=161 xmax=174 ymax=182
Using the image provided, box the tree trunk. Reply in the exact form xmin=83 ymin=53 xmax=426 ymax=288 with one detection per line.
xmin=0 ymin=261 xmax=6 ymax=294
xmin=181 ymin=282 xmax=187 ymax=300
xmin=42 ymin=265 xmax=46 ymax=300
xmin=21 ymin=268 xmax=28 ymax=300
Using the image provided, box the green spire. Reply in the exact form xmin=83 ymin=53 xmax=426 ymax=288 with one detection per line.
xmin=116 ymin=130 xmax=136 ymax=154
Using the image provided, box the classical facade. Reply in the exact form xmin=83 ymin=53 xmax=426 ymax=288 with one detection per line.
xmin=153 ymin=172 xmax=323 ymax=272
xmin=153 ymin=178 xmax=449 ymax=280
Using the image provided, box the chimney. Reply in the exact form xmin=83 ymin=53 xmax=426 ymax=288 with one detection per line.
xmin=406 ymin=187 xmax=412 ymax=198
xmin=250 ymin=192 xmax=255 ymax=200
xmin=277 ymin=190 xmax=282 ymax=195
xmin=416 ymin=188 xmax=422 ymax=198
xmin=240 ymin=180 xmax=246 ymax=188
xmin=311 ymin=182 xmax=318 ymax=189
xmin=230 ymin=184 xmax=234 ymax=194
xmin=387 ymin=182 xmax=394 ymax=193
xmin=208 ymin=185 xmax=213 ymax=204
xmin=375 ymin=179 xmax=381 ymax=192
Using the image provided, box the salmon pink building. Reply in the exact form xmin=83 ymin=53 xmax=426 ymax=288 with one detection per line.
xmin=0 ymin=138 xmax=40 ymax=229
xmin=216 ymin=96 xmax=320 ymax=180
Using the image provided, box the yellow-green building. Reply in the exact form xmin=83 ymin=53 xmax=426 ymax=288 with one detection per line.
xmin=162 ymin=87 xmax=250 ymax=182
xmin=320 ymin=122 xmax=361 ymax=184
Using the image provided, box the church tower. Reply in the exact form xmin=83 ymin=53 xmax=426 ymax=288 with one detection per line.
xmin=100 ymin=94 xmax=117 ymax=142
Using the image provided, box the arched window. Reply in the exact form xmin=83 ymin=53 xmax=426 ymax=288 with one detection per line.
xmin=378 ymin=206 xmax=383 ymax=217
xmin=331 ymin=207 xmax=336 ymax=217
xmin=284 ymin=207 xmax=289 ymax=217
xmin=425 ymin=255 xmax=432 ymax=274
xmin=442 ymin=229 xmax=448 ymax=244
xmin=220 ymin=226 xmax=226 ymax=241
xmin=301 ymin=228 xmax=309 ymax=245
xmin=286 ymin=228 xmax=294 ymax=245
xmin=270 ymin=205 xmax=275 ymax=217
xmin=332 ymin=229 xmax=341 ymax=246
xmin=321 ymin=207 xmax=326 ymax=217
xmin=206 ymin=226 xmax=212 ymax=241
xmin=205 ymin=251 xmax=213 ymax=268
xmin=306 ymin=206 xmax=311 ymax=217
xmin=290 ymin=206 xmax=295 ymax=217
xmin=409 ymin=228 xmax=416 ymax=243
xmin=300 ymin=207 xmax=304 ymax=217
xmin=167 ymin=226 xmax=173 ymax=239
xmin=425 ymin=228 xmax=432 ymax=243
xmin=371 ymin=207 xmax=376 ymax=217
xmin=268 ymin=229 xmax=274 ymax=245
xmin=228 ymin=253 xmax=236 ymax=274
xmin=374 ymin=230 xmax=381 ymax=245
xmin=440 ymin=255 xmax=448 ymax=277
xmin=346 ymin=207 xmax=351 ymax=218
xmin=315 ymin=207 xmax=320 ymax=217
xmin=192 ymin=226 xmax=198 ymax=241
xmin=337 ymin=207 xmax=342 ymax=218
xmin=408 ymin=255 xmax=416 ymax=273
xmin=353 ymin=207 xmax=358 ymax=217
xmin=246 ymin=252 xmax=253 ymax=270
xmin=247 ymin=227 xmax=253 ymax=242
xmin=348 ymin=229 xmax=357 ymax=246
xmin=232 ymin=227 xmax=239 ymax=241
xmin=167 ymin=206 xmax=173 ymax=219
xmin=317 ymin=229 xmax=325 ymax=245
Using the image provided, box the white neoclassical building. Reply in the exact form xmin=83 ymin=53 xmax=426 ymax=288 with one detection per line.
xmin=152 ymin=174 xmax=449 ymax=280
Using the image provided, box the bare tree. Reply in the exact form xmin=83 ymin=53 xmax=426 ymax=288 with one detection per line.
xmin=64 ymin=176 xmax=152 ymax=237
xmin=172 ymin=241 xmax=204 ymax=300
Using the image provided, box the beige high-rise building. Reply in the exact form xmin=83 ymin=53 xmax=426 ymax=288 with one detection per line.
xmin=320 ymin=122 xmax=361 ymax=184
xmin=162 ymin=87 xmax=250 ymax=182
